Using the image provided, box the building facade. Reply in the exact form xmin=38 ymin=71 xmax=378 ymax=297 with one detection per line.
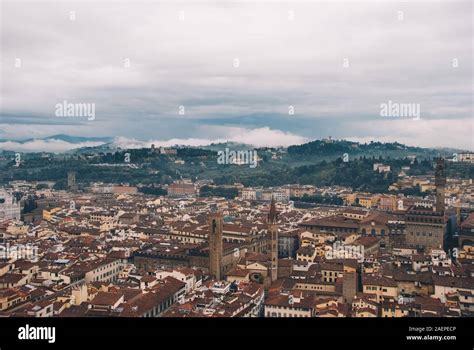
xmin=0 ymin=190 xmax=21 ymax=222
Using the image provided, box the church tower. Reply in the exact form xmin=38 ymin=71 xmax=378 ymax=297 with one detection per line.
xmin=434 ymin=158 xmax=446 ymax=213
xmin=267 ymin=198 xmax=279 ymax=282
xmin=209 ymin=211 xmax=223 ymax=280
xmin=67 ymin=171 xmax=77 ymax=192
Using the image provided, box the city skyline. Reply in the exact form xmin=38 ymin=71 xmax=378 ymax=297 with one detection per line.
xmin=1 ymin=0 xmax=474 ymax=345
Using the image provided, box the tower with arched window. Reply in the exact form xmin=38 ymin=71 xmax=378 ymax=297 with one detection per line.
xmin=267 ymin=198 xmax=279 ymax=282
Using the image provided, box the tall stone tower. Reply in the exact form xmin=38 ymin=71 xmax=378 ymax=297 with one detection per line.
xmin=434 ymin=158 xmax=446 ymax=213
xmin=208 ymin=211 xmax=223 ymax=280
xmin=342 ymin=272 xmax=357 ymax=303
xmin=67 ymin=171 xmax=77 ymax=192
xmin=267 ymin=198 xmax=279 ymax=282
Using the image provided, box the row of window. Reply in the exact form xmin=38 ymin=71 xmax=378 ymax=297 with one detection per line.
xmin=361 ymin=229 xmax=386 ymax=236
xmin=266 ymin=312 xmax=310 ymax=317
xmin=93 ymin=268 xmax=119 ymax=282
xmin=365 ymin=286 xmax=389 ymax=292
xmin=407 ymin=217 xmax=442 ymax=223
xmin=298 ymin=284 xmax=330 ymax=290
xmin=409 ymin=232 xmax=439 ymax=237
xmin=323 ymin=271 xmax=340 ymax=276
xmin=143 ymin=297 xmax=173 ymax=317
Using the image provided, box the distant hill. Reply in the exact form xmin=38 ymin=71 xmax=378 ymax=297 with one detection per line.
xmin=70 ymin=137 xmax=467 ymax=160
xmin=286 ymin=139 xmax=463 ymax=159
xmin=201 ymin=142 xmax=257 ymax=152
xmin=1 ymin=134 xmax=469 ymax=157
xmin=2 ymin=135 xmax=472 ymax=191
xmin=291 ymin=140 xmax=412 ymax=154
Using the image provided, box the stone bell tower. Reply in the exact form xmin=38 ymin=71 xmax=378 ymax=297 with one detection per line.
xmin=209 ymin=211 xmax=223 ymax=280
xmin=267 ymin=198 xmax=279 ymax=282
xmin=434 ymin=158 xmax=446 ymax=213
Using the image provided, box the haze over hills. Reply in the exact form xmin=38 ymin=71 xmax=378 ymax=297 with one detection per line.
xmin=0 ymin=135 xmax=113 ymax=153
xmin=1 ymin=134 xmax=472 ymax=193
xmin=0 ymin=134 xmax=471 ymax=157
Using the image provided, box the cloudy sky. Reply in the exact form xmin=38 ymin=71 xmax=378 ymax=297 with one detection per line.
xmin=0 ymin=0 xmax=472 ymax=152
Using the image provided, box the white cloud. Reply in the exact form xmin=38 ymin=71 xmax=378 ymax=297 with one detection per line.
xmin=225 ymin=127 xmax=308 ymax=147
xmin=346 ymin=118 xmax=473 ymax=151
xmin=0 ymin=139 xmax=105 ymax=153
xmin=0 ymin=2 xmax=471 ymax=149
xmin=114 ymin=127 xmax=308 ymax=149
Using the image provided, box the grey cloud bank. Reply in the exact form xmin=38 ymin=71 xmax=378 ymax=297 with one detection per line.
xmin=0 ymin=1 xmax=472 ymax=151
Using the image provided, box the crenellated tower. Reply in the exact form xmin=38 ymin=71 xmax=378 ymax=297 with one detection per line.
xmin=434 ymin=158 xmax=446 ymax=213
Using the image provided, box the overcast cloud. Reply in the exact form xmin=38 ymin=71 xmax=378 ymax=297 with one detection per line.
xmin=0 ymin=0 xmax=472 ymax=151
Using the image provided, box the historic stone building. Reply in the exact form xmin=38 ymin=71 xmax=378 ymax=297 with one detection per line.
xmin=459 ymin=213 xmax=474 ymax=247
xmin=387 ymin=219 xmax=407 ymax=249
xmin=133 ymin=242 xmax=241 ymax=275
xmin=404 ymin=158 xmax=447 ymax=250
xmin=405 ymin=205 xmax=445 ymax=249
xmin=0 ymin=190 xmax=21 ymax=222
